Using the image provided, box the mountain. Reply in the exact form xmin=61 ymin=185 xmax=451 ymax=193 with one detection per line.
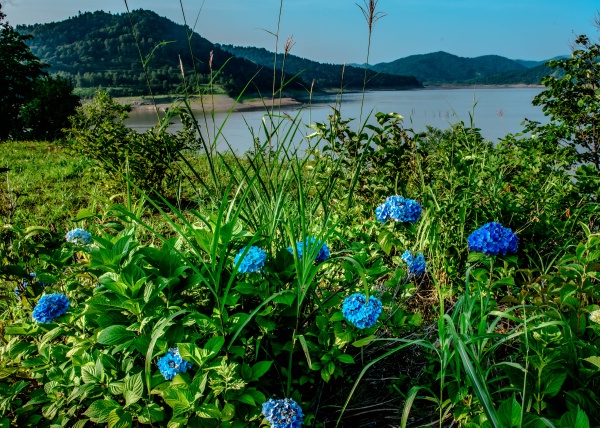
xmin=16 ymin=10 xmax=421 ymax=97
xmin=472 ymin=64 xmax=559 ymax=85
xmin=218 ymin=45 xmax=422 ymax=91
xmin=16 ymin=9 xmax=304 ymax=97
xmin=369 ymin=51 xmax=534 ymax=85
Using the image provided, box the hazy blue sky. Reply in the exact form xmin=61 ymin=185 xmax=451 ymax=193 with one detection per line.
xmin=3 ymin=0 xmax=599 ymax=64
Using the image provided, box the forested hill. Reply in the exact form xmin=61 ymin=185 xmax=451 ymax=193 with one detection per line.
xmin=368 ymin=51 xmax=553 ymax=85
xmin=218 ymin=45 xmax=422 ymax=90
xmin=15 ymin=10 xmax=421 ymax=97
xmin=15 ymin=9 xmax=303 ymax=97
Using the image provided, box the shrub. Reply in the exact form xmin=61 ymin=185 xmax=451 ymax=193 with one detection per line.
xmin=66 ymin=91 xmax=199 ymax=192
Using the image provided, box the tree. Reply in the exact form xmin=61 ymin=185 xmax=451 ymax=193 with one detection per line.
xmin=19 ymin=75 xmax=81 ymax=140
xmin=0 ymin=3 xmax=47 ymax=140
xmin=531 ymin=34 xmax=600 ymax=169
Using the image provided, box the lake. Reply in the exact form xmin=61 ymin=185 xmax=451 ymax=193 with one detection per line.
xmin=125 ymin=87 xmax=547 ymax=153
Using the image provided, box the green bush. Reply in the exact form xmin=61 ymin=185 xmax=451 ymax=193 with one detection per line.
xmin=67 ymin=91 xmax=199 ymax=192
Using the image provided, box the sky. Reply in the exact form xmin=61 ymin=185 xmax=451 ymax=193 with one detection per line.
xmin=3 ymin=0 xmax=599 ymax=64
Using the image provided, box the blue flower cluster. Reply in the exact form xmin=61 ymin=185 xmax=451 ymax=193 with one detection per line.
xmin=234 ymin=246 xmax=267 ymax=273
xmin=375 ymin=195 xmax=422 ymax=224
xmin=65 ymin=228 xmax=92 ymax=245
xmin=261 ymin=398 xmax=304 ymax=428
xmin=468 ymin=222 xmax=518 ymax=255
xmin=287 ymin=237 xmax=330 ymax=263
xmin=157 ymin=348 xmax=193 ymax=380
xmin=401 ymin=250 xmax=427 ymax=276
xmin=32 ymin=293 xmax=70 ymax=323
xmin=341 ymin=293 xmax=383 ymax=329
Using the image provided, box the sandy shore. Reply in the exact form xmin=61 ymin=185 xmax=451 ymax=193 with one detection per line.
xmin=121 ymin=94 xmax=302 ymax=113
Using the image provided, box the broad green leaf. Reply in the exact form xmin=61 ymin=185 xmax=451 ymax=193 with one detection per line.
xmin=204 ymin=336 xmax=224 ymax=355
xmin=97 ymin=325 xmax=136 ymax=346
xmin=336 ymin=354 xmax=355 ymax=364
xmin=584 ymin=356 xmax=600 ymax=370
xmin=195 ymin=404 xmax=221 ymax=419
xmin=251 ymin=361 xmax=272 ymax=380
xmin=542 ymin=371 xmax=566 ymax=397
xmin=352 ymin=335 xmax=376 ymax=347
xmin=83 ymin=399 xmax=120 ymax=423
xmin=81 ymin=366 xmax=100 ymax=384
xmin=221 ymin=403 xmax=235 ymax=421
xmin=123 ymin=373 xmax=144 ymax=408
xmin=107 ymin=407 xmax=133 ymax=428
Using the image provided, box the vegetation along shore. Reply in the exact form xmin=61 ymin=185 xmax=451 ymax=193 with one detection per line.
xmin=1 ymin=1 xmax=600 ymax=427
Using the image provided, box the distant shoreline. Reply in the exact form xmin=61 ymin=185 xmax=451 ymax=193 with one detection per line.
xmin=118 ymin=84 xmax=544 ymax=113
xmin=118 ymin=94 xmax=302 ymax=113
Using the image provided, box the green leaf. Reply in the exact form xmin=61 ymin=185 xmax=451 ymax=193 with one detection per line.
xmin=584 ymin=356 xmax=600 ymax=370
xmin=123 ymin=372 xmax=144 ymax=408
xmin=273 ymin=290 xmax=296 ymax=306
xmin=81 ymin=366 xmax=100 ymax=384
xmin=329 ymin=312 xmax=344 ymax=322
xmin=221 ymin=403 xmax=235 ymax=421
xmin=137 ymin=403 xmax=165 ymax=424
xmin=352 ymin=335 xmax=376 ymax=347
xmin=236 ymin=393 xmax=256 ymax=406
xmin=83 ymin=399 xmax=120 ymax=423
xmin=204 ymin=336 xmax=224 ymax=355
xmin=560 ymin=406 xmax=590 ymax=428
xmin=378 ymin=230 xmax=394 ymax=255
xmin=97 ymin=325 xmax=136 ymax=346
xmin=73 ymin=208 xmax=98 ymax=221
xmin=251 ymin=361 xmax=272 ymax=380
xmin=336 ymin=354 xmax=355 ymax=364
xmin=498 ymin=395 xmax=521 ymax=427
xmin=195 ymin=404 xmax=221 ymax=419
xmin=542 ymin=371 xmax=567 ymax=397
xmin=72 ymin=420 xmax=88 ymax=428
xmin=107 ymin=407 xmax=133 ymax=428
xmin=296 ymin=335 xmax=312 ymax=369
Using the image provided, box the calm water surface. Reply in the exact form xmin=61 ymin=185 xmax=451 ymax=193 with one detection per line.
xmin=125 ymin=87 xmax=547 ymax=153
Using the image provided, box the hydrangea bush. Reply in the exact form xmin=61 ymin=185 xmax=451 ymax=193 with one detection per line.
xmin=65 ymin=228 xmax=92 ymax=245
xmin=261 ymin=398 xmax=304 ymax=428
xmin=375 ymin=195 xmax=422 ymax=224
xmin=31 ymin=292 xmax=70 ymax=323
xmin=341 ymin=293 xmax=383 ymax=329
xmin=468 ymin=222 xmax=518 ymax=255
xmin=157 ymin=348 xmax=193 ymax=380
xmin=401 ymin=250 xmax=427 ymax=276
xmin=287 ymin=237 xmax=330 ymax=263
xmin=234 ymin=246 xmax=267 ymax=273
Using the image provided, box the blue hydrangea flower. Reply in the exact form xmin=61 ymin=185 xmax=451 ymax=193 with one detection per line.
xmin=401 ymin=250 xmax=427 ymax=276
xmin=468 ymin=222 xmax=518 ymax=255
xmin=32 ymin=293 xmax=70 ymax=323
xmin=342 ymin=293 xmax=383 ymax=329
xmin=157 ymin=348 xmax=192 ymax=380
xmin=286 ymin=237 xmax=330 ymax=263
xmin=65 ymin=228 xmax=92 ymax=245
xmin=262 ymin=398 xmax=304 ymax=428
xmin=375 ymin=195 xmax=422 ymax=224
xmin=234 ymin=246 xmax=267 ymax=273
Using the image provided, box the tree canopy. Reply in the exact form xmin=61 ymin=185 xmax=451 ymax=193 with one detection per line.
xmin=0 ymin=4 xmax=79 ymax=141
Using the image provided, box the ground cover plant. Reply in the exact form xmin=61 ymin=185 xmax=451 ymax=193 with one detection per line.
xmin=1 ymin=1 xmax=600 ymax=427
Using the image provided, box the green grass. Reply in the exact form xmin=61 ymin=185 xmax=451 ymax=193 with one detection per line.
xmin=0 ymin=141 xmax=109 ymax=230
